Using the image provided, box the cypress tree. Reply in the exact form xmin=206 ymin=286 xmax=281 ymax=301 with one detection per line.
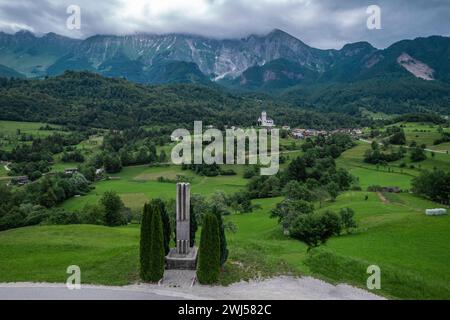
xmin=197 ymin=213 xmax=220 ymax=284
xmin=153 ymin=199 xmax=171 ymax=255
xmin=212 ymin=206 xmax=228 ymax=266
xmin=190 ymin=202 xmax=198 ymax=247
xmin=140 ymin=201 xmax=165 ymax=282
xmin=140 ymin=203 xmax=152 ymax=281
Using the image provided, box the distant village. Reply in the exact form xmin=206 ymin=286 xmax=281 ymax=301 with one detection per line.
xmin=257 ymin=111 xmax=363 ymax=139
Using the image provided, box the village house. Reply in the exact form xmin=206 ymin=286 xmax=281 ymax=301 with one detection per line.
xmin=64 ymin=168 xmax=78 ymax=175
xmin=10 ymin=176 xmax=30 ymax=186
xmin=291 ymin=128 xmax=328 ymax=139
xmin=382 ymin=186 xmax=402 ymax=193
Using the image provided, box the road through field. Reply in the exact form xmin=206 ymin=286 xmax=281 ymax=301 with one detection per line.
xmin=0 ymin=276 xmax=384 ymax=300
xmin=359 ymin=139 xmax=449 ymax=154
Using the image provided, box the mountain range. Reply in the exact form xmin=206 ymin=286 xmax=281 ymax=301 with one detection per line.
xmin=0 ymin=29 xmax=449 ymax=116
xmin=1 ymin=29 xmax=449 ymax=89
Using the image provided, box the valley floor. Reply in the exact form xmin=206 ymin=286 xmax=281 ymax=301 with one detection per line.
xmin=1 ymin=121 xmax=449 ymax=300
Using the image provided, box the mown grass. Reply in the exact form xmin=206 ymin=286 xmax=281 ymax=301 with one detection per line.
xmin=0 ymin=224 xmax=140 ymax=285
xmin=61 ymin=165 xmax=248 ymax=212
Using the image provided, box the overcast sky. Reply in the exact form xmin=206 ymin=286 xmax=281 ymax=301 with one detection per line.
xmin=0 ymin=0 xmax=448 ymax=49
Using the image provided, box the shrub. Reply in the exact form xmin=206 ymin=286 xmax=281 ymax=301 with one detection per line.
xmin=289 ymin=210 xmax=341 ymax=251
xmin=339 ymin=208 xmax=357 ymax=233
xmin=100 ymin=191 xmax=126 ymax=227
xmin=412 ymin=169 xmax=450 ymax=204
xmin=197 ymin=213 xmax=221 ymax=284
xmin=321 ymin=210 xmax=342 ymax=237
xmin=271 ymin=199 xmax=314 ymax=230
xmin=44 ymin=209 xmax=81 ymax=225
xmin=282 ymin=181 xmax=312 ymax=201
xmin=367 ymin=185 xmax=383 ymax=192
xmin=80 ymin=204 xmax=105 ymax=225
xmin=140 ymin=202 xmax=165 ymax=282
xmin=219 ymin=168 xmax=237 ymax=176
xmin=410 ymin=147 xmax=427 ymax=162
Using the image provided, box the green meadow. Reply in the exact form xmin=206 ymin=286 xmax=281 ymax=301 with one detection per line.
xmin=0 ymin=120 xmax=449 ymax=299
xmin=1 ymin=191 xmax=448 ymax=299
xmin=337 ymin=142 xmax=414 ymax=190
xmin=0 ymin=120 xmax=66 ymax=152
xmin=0 ymin=120 xmax=64 ymax=136
xmin=62 ymin=165 xmax=248 ymax=211
xmin=385 ymin=122 xmax=450 ymax=152
xmin=337 ymin=141 xmax=450 ymax=191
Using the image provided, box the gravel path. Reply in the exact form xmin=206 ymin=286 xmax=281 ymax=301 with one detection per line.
xmin=0 ymin=276 xmax=384 ymax=300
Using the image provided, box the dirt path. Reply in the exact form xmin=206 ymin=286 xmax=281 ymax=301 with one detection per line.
xmin=359 ymin=139 xmax=449 ymax=155
xmin=2 ymin=162 xmax=11 ymax=171
xmin=377 ymin=192 xmax=390 ymax=204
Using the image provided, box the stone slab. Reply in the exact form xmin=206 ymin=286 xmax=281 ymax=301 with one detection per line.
xmin=166 ymin=246 xmax=198 ymax=270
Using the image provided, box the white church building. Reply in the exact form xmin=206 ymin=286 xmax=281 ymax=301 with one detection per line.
xmin=258 ymin=111 xmax=275 ymax=127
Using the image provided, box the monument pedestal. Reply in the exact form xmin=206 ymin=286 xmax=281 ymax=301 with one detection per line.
xmin=166 ymin=246 xmax=198 ymax=270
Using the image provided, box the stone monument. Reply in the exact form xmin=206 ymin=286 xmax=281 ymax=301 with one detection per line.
xmin=166 ymin=183 xmax=198 ymax=270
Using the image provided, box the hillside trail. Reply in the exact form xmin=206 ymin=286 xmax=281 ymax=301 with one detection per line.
xmin=359 ymin=139 xmax=449 ymax=155
xmin=377 ymin=192 xmax=390 ymax=204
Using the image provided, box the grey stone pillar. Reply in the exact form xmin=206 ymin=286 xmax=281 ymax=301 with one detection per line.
xmin=176 ymin=183 xmax=190 ymax=255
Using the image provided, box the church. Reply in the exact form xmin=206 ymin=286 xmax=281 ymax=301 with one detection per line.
xmin=258 ymin=111 xmax=275 ymax=127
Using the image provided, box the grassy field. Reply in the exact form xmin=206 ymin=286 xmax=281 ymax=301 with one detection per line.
xmin=0 ymin=120 xmax=66 ymax=152
xmin=61 ymin=165 xmax=248 ymax=212
xmin=337 ymin=142 xmax=415 ymax=190
xmin=384 ymin=122 xmax=450 ymax=152
xmin=309 ymin=192 xmax=450 ymax=299
xmin=1 ymin=120 xmax=449 ymax=299
xmin=338 ymin=140 xmax=450 ymax=191
xmin=0 ymin=225 xmax=139 ymax=285
xmin=1 ymin=192 xmax=448 ymax=299
xmin=0 ymin=120 xmax=64 ymax=136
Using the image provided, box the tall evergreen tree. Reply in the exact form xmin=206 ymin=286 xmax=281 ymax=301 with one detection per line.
xmin=140 ymin=201 xmax=165 ymax=282
xmin=212 ymin=206 xmax=228 ymax=267
xmin=140 ymin=203 xmax=152 ymax=281
xmin=197 ymin=213 xmax=220 ymax=284
xmin=190 ymin=202 xmax=198 ymax=247
xmin=153 ymin=199 xmax=171 ymax=255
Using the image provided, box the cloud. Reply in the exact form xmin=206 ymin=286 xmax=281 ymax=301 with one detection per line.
xmin=0 ymin=0 xmax=448 ymax=49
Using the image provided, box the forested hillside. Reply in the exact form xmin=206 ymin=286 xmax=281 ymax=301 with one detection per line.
xmin=281 ymin=77 xmax=450 ymax=115
xmin=0 ymin=71 xmax=370 ymax=129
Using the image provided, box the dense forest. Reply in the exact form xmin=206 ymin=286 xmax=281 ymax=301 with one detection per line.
xmin=281 ymin=77 xmax=450 ymax=115
xmin=0 ymin=71 xmax=372 ymax=130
